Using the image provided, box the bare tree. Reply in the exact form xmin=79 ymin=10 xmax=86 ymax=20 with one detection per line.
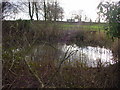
xmin=46 ymin=1 xmax=64 ymax=21
xmin=77 ymin=10 xmax=83 ymax=22
xmin=16 ymin=0 xmax=64 ymax=21
xmin=43 ymin=0 xmax=47 ymax=21
xmin=28 ymin=1 xmax=34 ymax=20
xmin=58 ymin=7 xmax=64 ymax=21
xmin=70 ymin=10 xmax=83 ymax=22
xmin=34 ymin=2 xmax=39 ymax=20
xmin=2 ymin=1 xmax=20 ymax=20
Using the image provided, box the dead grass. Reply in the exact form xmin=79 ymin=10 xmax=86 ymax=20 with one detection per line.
xmin=2 ymin=20 xmax=119 ymax=88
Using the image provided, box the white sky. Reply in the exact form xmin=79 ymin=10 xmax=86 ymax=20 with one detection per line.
xmin=59 ymin=0 xmax=119 ymax=21
xmin=6 ymin=0 xmax=120 ymax=21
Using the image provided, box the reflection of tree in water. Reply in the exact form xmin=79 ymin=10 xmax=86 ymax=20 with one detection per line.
xmin=60 ymin=44 xmax=114 ymax=67
xmin=25 ymin=43 xmax=115 ymax=69
xmin=26 ymin=44 xmax=60 ymax=62
xmin=59 ymin=44 xmax=90 ymax=67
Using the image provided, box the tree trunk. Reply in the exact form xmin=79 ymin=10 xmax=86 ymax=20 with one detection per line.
xmin=54 ymin=2 xmax=57 ymax=22
xmin=28 ymin=2 xmax=34 ymax=20
xmin=44 ymin=0 xmax=47 ymax=21
xmin=34 ymin=2 xmax=38 ymax=20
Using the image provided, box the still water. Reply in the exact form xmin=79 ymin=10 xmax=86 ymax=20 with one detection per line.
xmin=25 ymin=43 xmax=115 ymax=67
xmin=60 ymin=44 xmax=114 ymax=67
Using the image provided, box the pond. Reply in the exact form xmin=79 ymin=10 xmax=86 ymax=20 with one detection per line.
xmin=25 ymin=43 xmax=115 ymax=67
xmin=60 ymin=44 xmax=114 ymax=67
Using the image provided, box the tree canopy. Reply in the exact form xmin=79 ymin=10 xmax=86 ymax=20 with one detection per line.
xmin=97 ymin=1 xmax=120 ymax=38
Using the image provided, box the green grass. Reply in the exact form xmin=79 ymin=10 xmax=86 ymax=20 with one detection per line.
xmin=82 ymin=24 xmax=105 ymax=30
xmin=60 ymin=23 xmax=105 ymax=31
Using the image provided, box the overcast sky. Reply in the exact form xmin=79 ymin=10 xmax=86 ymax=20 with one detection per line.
xmin=8 ymin=0 xmax=119 ymax=21
xmin=59 ymin=0 xmax=119 ymax=21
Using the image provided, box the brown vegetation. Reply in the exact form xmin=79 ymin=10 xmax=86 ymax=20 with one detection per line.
xmin=2 ymin=21 xmax=119 ymax=88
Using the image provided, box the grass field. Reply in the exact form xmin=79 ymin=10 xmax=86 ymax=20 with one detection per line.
xmin=59 ymin=22 xmax=105 ymax=31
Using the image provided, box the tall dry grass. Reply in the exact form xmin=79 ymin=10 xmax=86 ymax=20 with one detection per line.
xmin=2 ymin=21 xmax=119 ymax=88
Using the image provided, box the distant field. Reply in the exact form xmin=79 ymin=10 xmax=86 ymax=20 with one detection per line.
xmin=3 ymin=20 xmax=106 ymax=32
xmin=59 ymin=22 xmax=105 ymax=31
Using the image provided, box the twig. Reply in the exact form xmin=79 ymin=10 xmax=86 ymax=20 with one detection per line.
xmin=9 ymin=52 xmax=15 ymax=71
xmin=24 ymin=57 xmax=44 ymax=88
xmin=43 ymin=46 xmax=78 ymax=88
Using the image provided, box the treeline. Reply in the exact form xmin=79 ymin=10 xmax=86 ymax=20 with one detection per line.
xmin=2 ymin=0 xmax=64 ymax=21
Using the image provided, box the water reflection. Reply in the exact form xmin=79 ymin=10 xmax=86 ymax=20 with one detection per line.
xmin=61 ymin=44 xmax=114 ymax=67
xmin=26 ymin=44 xmax=59 ymax=62
xmin=25 ymin=43 xmax=115 ymax=67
